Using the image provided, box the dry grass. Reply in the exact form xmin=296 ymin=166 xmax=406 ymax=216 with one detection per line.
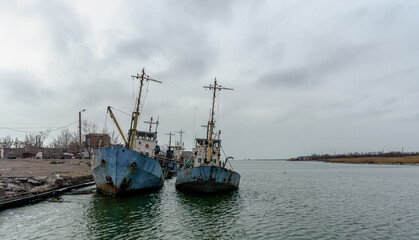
xmin=327 ymin=156 xmax=419 ymax=164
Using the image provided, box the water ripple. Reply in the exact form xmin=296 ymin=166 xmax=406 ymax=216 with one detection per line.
xmin=1 ymin=162 xmax=418 ymax=239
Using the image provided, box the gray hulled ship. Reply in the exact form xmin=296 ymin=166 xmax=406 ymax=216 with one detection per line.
xmin=176 ymin=79 xmax=240 ymax=193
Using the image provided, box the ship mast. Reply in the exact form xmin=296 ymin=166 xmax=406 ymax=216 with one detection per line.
xmin=144 ymin=117 xmax=158 ymax=133
xmin=166 ymin=132 xmax=175 ymax=148
xmin=155 ymin=116 xmax=159 ymax=133
xmin=175 ymin=129 xmax=185 ymax=148
xmin=203 ymin=78 xmax=233 ymax=163
xmin=128 ymin=68 xmax=162 ymax=150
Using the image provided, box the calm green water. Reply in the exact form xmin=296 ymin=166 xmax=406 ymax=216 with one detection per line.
xmin=1 ymin=161 xmax=419 ymax=240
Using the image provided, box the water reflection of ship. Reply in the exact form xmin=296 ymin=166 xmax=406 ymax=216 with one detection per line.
xmin=175 ymin=191 xmax=243 ymax=238
xmin=86 ymin=193 xmax=163 ymax=239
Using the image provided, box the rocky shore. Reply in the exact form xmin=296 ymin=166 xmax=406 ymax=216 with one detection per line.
xmin=0 ymin=158 xmax=93 ymax=209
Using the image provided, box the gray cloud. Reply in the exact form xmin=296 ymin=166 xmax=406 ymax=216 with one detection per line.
xmin=261 ymin=68 xmax=309 ymax=88
xmin=0 ymin=71 xmax=54 ymax=104
xmin=259 ymin=43 xmax=374 ymax=89
xmin=2 ymin=0 xmax=419 ymax=159
xmin=112 ymin=38 xmax=160 ymax=62
xmin=33 ymin=1 xmax=88 ymax=55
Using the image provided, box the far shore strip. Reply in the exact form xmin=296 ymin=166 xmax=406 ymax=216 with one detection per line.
xmin=308 ymin=156 xmax=419 ymax=164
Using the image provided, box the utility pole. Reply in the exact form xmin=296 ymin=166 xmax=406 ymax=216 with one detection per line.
xmin=79 ymin=109 xmax=86 ymax=153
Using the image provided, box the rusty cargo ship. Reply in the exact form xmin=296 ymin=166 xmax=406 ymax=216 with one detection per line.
xmin=176 ymin=79 xmax=240 ymax=193
xmin=92 ymin=68 xmax=164 ymax=196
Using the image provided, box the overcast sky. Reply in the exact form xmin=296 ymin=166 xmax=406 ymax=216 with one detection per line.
xmin=1 ymin=0 xmax=419 ymax=159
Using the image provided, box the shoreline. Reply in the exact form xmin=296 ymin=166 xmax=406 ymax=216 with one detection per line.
xmin=289 ymin=156 xmax=419 ymax=165
xmin=0 ymin=180 xmax=94 ymax=211
xmin=0 ymin=158 xmax=93 ymax=210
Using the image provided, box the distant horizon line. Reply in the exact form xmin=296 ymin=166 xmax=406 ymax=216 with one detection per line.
xmin=239 ymin=158 xmax=289 ymax=161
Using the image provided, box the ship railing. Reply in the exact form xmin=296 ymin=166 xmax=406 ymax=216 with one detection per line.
xmin=157 ymin=156 xmax=179 ymax=163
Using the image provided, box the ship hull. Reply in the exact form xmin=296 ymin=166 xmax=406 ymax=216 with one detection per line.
xmin=175 ymin=166 xmax=240 ymax=193
xmin=91 ymin=146 xmax=164 ymax=196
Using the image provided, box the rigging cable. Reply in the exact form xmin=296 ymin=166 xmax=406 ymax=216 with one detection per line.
xmin=109 ymin=106 xmax=131 ymax=117
xmin=217 ymin=89 xmax=220 ymax=130
xmin=104 ymin=110 xmax=108 ymax=131
xmin=192 ymin=105 xmax=196 ymax=148
xmin=106 ymin=107 xmax=129 ymax=143
xmin=220 ymin=145 xmax=234 ymax=171
xmin=140 ymin=80 xmax=150 ymax=115
xmin=132 ymin=76 xmax=135 ymax=98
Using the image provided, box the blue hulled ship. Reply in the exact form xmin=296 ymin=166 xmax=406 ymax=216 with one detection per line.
xmin=92 ymin=145 xmax=163 ymax=195
xmin=92 ymin=68 xmax=164 ymax=196
xmin=176 ymin=79 xmax=240 ymax=193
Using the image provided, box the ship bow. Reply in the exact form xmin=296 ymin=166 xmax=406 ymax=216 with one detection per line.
xmin=92 ymin=146 xmax=163 ymax=196
xmin=175 ymin=166 xmax=240 ymax=193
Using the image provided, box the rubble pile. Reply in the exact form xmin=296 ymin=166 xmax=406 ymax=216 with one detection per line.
xmin=0 ymin=175 xmax=93 ymax=202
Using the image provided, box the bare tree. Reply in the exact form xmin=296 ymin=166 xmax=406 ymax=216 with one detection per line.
xmin=77 ymin=120 xmax=100 ymax=158
xmin=24 ymin=131 xmax=50 ymax=148
xmin=75 ymin=120 xmax=99 ymax=146
xmin=82 ymin=120 xmax=98 ymax=136
xmin=39 ymin=131 xmax=50 ymax=147
xmin=102 ymin=127 xmax=122 ymax=145
xmin=0 ymin=135 xmax=13 ymax=148
xmin=13 ymin=137 xmax=21 ymax=148
xmin=24 ymin=134 xmax=36 ymax=147
xmin=50 ymin=129 xmax=75 ymax=151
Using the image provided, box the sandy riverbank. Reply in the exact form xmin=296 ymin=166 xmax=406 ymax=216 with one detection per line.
xmin=292 ymin=156 xmax=419 ymax=164
xmin=327 ymin=156 xmax=419 ymax=164
xmin=0 ymin=158 xmax=93 ymax=205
